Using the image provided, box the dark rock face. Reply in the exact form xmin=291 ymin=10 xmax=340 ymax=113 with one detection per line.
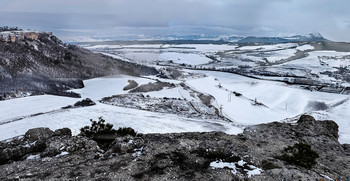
xmin=25 ymin=127 xmax=54 ymax=142
xmin=53 ymin=128 xmax=72 ymax=137
xmin=0 ymin=139 xmax=46 ymax=165
xmin=0 ymin=115 xmax=349 ymax=180
xmin=109 ymin=135 xmax=145 ymax=154
xmin=73 ymin=98 xmax=96 ymax=107
xmin=129 ymin=81 xmax=175 ymax=93
xmin=123 ymin=80 xmax=139 ymax=91
xmin=297 ymin=115 xmax=339 ymax=139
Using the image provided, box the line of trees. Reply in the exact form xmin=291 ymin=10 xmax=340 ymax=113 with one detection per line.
xmin=0 ymin=26 xmax=22 ymax=32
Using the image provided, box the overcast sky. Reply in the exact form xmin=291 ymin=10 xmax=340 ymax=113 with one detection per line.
xmin=0 ymin=0 xmax=349 ymax=42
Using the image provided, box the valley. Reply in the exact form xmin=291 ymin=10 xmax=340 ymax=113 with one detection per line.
xmin=1 ymin=39 xmax=350 ymax=144
xmin=1 ymin=0 xmax=349 ymax=179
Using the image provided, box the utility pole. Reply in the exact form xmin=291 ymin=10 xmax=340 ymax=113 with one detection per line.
xmin=228 ymin=93 xmax=231 ymax=102
xmin=285 ymin=102 xmax=288 ymax=111
xmin=219 ymin=105 xmax=223 ymax=116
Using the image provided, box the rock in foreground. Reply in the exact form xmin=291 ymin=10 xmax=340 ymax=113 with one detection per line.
xmin=0 ymin=115 xmax=349 ymax=180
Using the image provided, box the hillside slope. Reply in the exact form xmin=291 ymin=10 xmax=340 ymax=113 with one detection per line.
xmin=0 ymin=32 xmax=157 ymax=99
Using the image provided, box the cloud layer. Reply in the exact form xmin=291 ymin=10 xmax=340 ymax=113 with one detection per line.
xmin=0 ymin=0 xmax=349 ymax=41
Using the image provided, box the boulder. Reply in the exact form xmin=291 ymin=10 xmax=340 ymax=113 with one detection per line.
xmin=297 ymin=115 xmax=339 ymax=140
xmin=297 ymin=114 xmax=316 ymax=123
xmin=25 ymin=127 xmax=54 ymax=141
xmin=54 ymin=128 xmax=72 ymax=137
xmin=109 ymin=135 xmax=144 ymax=154
xmin=73 ymin=98 xmax=96 ymax=107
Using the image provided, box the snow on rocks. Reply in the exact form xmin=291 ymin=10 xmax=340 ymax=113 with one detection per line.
xmin=100 ymin=93 xmax=219 ymax=120
xmin=210 ymin=160 xmax=262 ymax=178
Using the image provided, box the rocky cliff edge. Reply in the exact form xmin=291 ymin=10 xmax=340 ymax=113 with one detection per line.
xmin=0 ymin=115 xmax=349 ymax=180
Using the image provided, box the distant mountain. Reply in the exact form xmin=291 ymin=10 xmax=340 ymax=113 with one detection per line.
xmin=72 ymin=32 xmax=328 ymax=45
xmin=236 ymin=36 xmax=289 ymax=44
xmin=235 ymin=32 xmax=328 ymax=44
xmin=282 ymin=32 xmax=327 ymax=42
xmin=0 ymin=30 xmax=157 ymax=100
xmin=217 ymin=35 xmax=243 ymax=42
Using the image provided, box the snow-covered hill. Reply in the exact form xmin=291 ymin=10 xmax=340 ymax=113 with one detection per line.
xmin=1 ymin=39 xmax=350 ymax=146
xmin=0 ymin=31 xmax=157 ymax=100
xmin=81 ymin=41 xmax=350 ymax=143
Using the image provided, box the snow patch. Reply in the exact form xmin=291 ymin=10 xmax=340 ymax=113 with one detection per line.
xmin=320 ymin=174 xmax=334 ymax=181
xmin=238 ymin=43 xmax=297 ymax=51
xmin=100 ymin=52 xmax=130 ymax=62
xmin=23 ymin=141 xmax=37 ymax=148
xmin=296 ymin=44 xmax=314 ymax=51
xmin=159 ymin=52 xmax=211 ymax=65
xmin=210 ymin=160 xmax=237 ymax=174
xmin=27 ymin=154 xmax=41 ymax=160
xmin=55 ymin=151 xmax=69 ymax=158
xmin=133 ymin=146 xmax=143 ymax=157
xmin=210 ymin=160 xmax=262 ymax=178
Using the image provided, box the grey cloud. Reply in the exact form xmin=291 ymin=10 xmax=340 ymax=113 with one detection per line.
xmin=0 ymin=0 xmax=349 ymax=41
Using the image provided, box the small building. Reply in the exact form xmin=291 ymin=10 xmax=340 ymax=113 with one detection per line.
xmin=13 ymin=31 xmax=25 ymax=40
xmin=11 ymin=34 xmax=16 ymax=42
xmin=3 ymin=34 xmax=10 ymax=42
xmin=0 ymin=31 xmax=45 ymax=42
xmin=24 ymin=32 xmax=39 ymax=40
xmin=0 ymin=32 xmax=10 ymax=42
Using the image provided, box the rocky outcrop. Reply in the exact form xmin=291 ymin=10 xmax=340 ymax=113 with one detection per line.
xmin=123 ymin=80 xmax=139 ymax=91
xmin=0 ymin=115 xmax=349 ymax=180
xmin=0 ymin=30 xmax=45 ymax=43
xmin=129 ymin=81 xmax=176 ymax=93
xmin=100 ymin=93 xmax=220 ymax=120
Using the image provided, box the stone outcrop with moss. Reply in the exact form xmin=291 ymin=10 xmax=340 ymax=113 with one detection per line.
xmin=0 ymin=115 xmax=349 ymax=180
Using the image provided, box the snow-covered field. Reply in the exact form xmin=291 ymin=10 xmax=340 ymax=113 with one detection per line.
xmin=84 ymin=43 xmax=237 ymax=64
xmin=238 ymin=43 xmax=297 ymax=51
xmin=1 ymin=70 xmax=349 ymax=143
xmin=296 ymin=44 xmax=314 ymax=51
xmin=0 ymin=95 xmax=77 ymax=124
xmin=0 ymin=75 xmax=243 ymax=141
xmin=168 ymin=44 xmax=237 ymax=52
xmin=158 ymin=52 xmax=212 ymax=65
xmin=281 ymin=51 xmax=350 ymax=68
xmin=0 ymin=102 xmax=241 ymax=141
xmin=186 ymin=70 xmax=350 ymax=143
xmin=84 ymin=44 xmax=236 ymax=53
xmin=1 ymin=42 xmax=350 ymax=144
